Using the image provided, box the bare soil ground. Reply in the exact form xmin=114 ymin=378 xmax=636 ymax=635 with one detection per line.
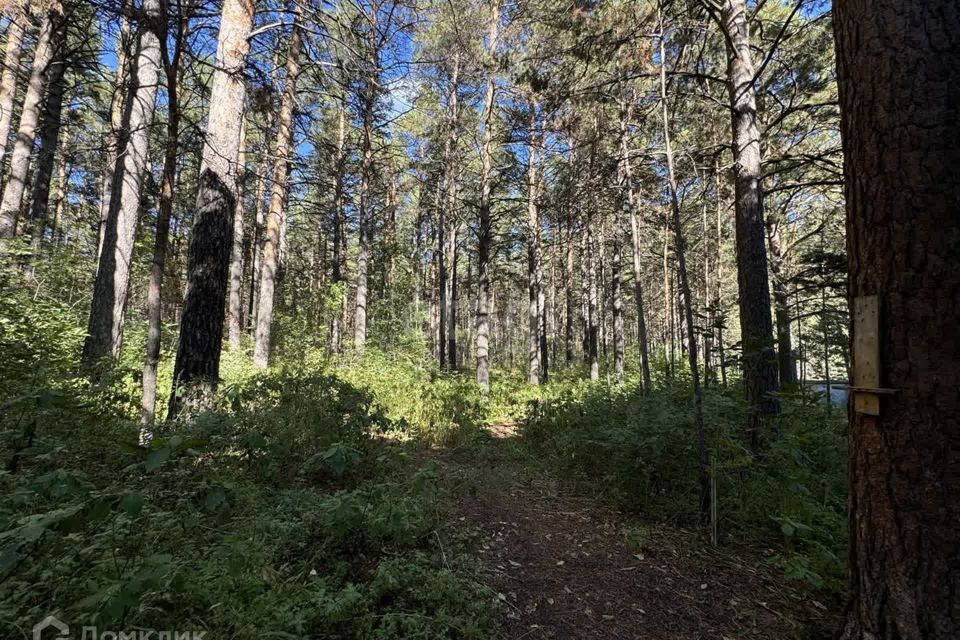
xmin=437 ymin=428 xmax=838 ymax=640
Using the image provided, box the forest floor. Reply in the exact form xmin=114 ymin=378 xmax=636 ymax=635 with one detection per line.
xmin=432 ymin=423 xmax=838 ymax=640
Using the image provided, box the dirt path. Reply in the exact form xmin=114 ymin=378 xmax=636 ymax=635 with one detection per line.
xmin=439 ymin=434 xmax=835 ymax=640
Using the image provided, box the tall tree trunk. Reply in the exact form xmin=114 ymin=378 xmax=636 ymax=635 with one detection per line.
xmin=254 ymin=16 xmax=300 ymax=368
xmin=0 ymin=6 xmax=28 ymax=167
xmin=0 ymin=7 xmax=60 ymax=238
xmin=564 ymin=199 xmax=575 ymax=365
xmin=475 ymin=0 xmax=498 ymax=391
xmin=660 ymin=15 xmax=710 ymax=522
xmin=620 ymin=99 xmax=652 ymax=392
xmin=96 ymin=0 xmax=132 ymax=262
xmin=227 ymin=118 xmax=247 ymax=350
xmin=585 ymin=130 xmax=600 ymax=381
xmin=835 ymin=2 xmax=960 ymax=636
xmin=714 ymin=160 xmax=728 ymax=387
xmin=579 ymin=222 xmax=590 ymax=364
xmin=526 ymin=103 xmax=542 ymax=385
xmin=353 ymin=6 xmax=379 ymax=356
xmin=169 ymin=0 xmax=254 ymax=416
xmin=244 ymin=45 xmax=281 ymax=334
xmin=50 ymin=125 xmax=70 ymax=245
xmin=448 ymin=225 xmax=458 ymax=368
xmin=611 ymin=215 xmax=625 ymax=383
xmin=766 ymin=215 xmax=796 ymax=386
xmin=141 ymin=2 xmax=181 ymax=433
xmin=437 ymin=188 xmax=447 ymax=365
xmin=328 ymin=89 xmax=346 ymax=354
xmin=663 ymin=215 xmax=674 ymax=377
xmin=719 ymin=0 xmax=780 ymax=440
xmin=27 ymin=39 xmax=68 ymax=243
xmin=444 ymin=55 xmax=461 ymax=369
xmin=83 ymin=0 xmax=162 ymax=366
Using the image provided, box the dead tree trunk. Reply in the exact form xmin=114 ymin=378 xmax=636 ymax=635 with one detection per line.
xmin=835 ymin=1 xmax=960 ymax=637
xmin=169 ymin=0 xmax=254 ymax=416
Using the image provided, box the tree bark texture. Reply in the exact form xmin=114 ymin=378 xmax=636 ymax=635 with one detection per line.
xmin=227 ymin=117 xmax=246 ymax=350
xmin=526 ymin=105 xmax=542 ymax=385
xmin=169 ymin=0 xmax=254 ymax=416
xmin=619 ymin=102 xmax=652 ymax=392
xmin=254 ymin=16 xmax=300 ymax=368
xmin=27 ymin=36 xmax=68 ymax=238
xmin=0 ymin=7 xmax=60 ymax=239
xmin=83 ymin=0 xmax=162 ymax=366
xmin=834 ymin=1 xmax=960 ymax=637
xmin=328 ymin=92 xmax=346 ymax=354
xmin=474 ymin=2 xmax=497 ymax=390
xmin=720 ymin=0 xmax=780 ymax=439
xmin=353 ymin=6 xmax=379 ymax=355
xmin=141 ymin=3 xmax=181 ymax=431
xmin=0 ymin=6 xmax=28 ymax=167
xmin=96 ymin=0 xmax=132 ymax=262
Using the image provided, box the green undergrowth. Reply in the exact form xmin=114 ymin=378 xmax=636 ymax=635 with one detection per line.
xmin=0 ymin=298 xmax=494 ymax=639
xmin=518 ymin=370 xmax=848 ymax=593
xmin=1 ymin=281 xmax=847 ymax=635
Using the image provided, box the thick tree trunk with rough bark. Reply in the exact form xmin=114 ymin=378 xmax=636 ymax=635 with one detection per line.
xmin=474 ymin=3 xmax=497 ymax=390
xmin=719 ymin=0 xmax=780 ymax=440
xmin=169 ymin=0 xmax=253 ymax=416
xmin=83 ymin=0 xmax=162 ymax=366
xmin=254 ymin=16 xmax=300 ymax=368
xmin=0 ymin=7 xmax=60 ymax=239
xmin=0 ymin=6 xmax=28 ymax=167
xmin=834 ymin=1 xmax=960 ymax=637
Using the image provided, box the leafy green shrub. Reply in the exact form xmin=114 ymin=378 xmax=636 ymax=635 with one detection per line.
xmin=338 ymin=348 xmax=487 ymax=446
xmin=0 ymin=362 xmax=493 ymax=639
xmin=519 ymin=377 xmax=848 ymax=591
